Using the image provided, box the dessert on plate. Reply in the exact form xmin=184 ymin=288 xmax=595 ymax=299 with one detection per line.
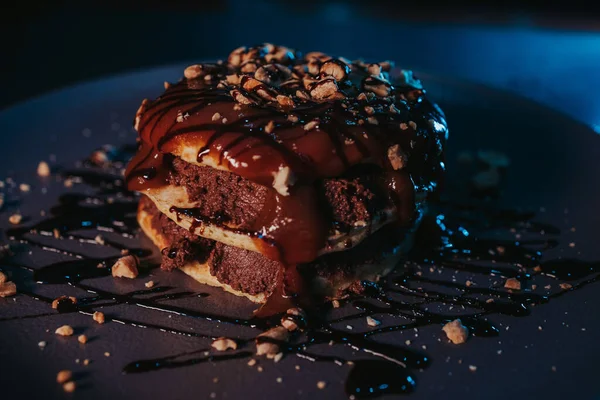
xmin=125 ymin=43 xmax=447 ymax=310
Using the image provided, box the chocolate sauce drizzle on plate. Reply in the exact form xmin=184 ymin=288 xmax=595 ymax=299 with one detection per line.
xmin=2 ymin=146 xmax=599 ymax=398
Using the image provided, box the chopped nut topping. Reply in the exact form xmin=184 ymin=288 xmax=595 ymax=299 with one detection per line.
xmin=366 ymin=316 xmax=381 ymax=327
xmin=19 ymin=183 xmax=30 ymax=192
xmin=226 ymin=74 xmax=241 ymax=85
xmin=211 ymin=112 xmax=222 ymax=122
xmin=0 ymin=281 xmax=17 ymax=297
xmin=230 ymin=89 xmax=254 ymax=105
xmin=276 ymin=95 xmax=295 ymax=108
xmin=56 ymin=370 xmax=73 ymax=384
xmin=387 ymin=144 xmax=407 ymax=170
xmin=78 ymin=335 xmax=87 ymax=344
xmin=38 ymin=341 xmax=46 ymax=349
xmin=310 ymin=79 xmax=339 ymax=100
xmin=9 ymin=214 xmax=22 ymax=225
xmin=367 ymin=63 xmax=382 ymax=76
xmin=367 ymin=117 xmax=379 ymax=125
xmin=247 ymin=359 xmax=257 ymax=366
xmin=93 ymin=311 xmax=105 ymax=324
xmin=364 ymin=106 xmax=375 ymax=115
xmin=504 ymin=278 xmax=521 ymax=290
xmin=256 ymin=326 xmax=289 ymax=358
xmin=317 ymin=381 xmax=327 ymax=389
xmin=0 ymin=271 xmax=6 ymax=284
xmin=363 ymin=77 xmax=391 ymax=97
xmin=264 ymin=120 xmax=275 ymax=134
xmin=304 ymin=120 xmax=319 ymax=131
xmin=319 ymin=59 xmax=348 ymax=81
xmin=184 ymin=64 xmax=203 ymax=79
xmin=271 ymin=165 xmax=296 ymax=196
xmin=211 ymin=337 xmax=238 ymax=351
xmin=55 ymin=325 xmax=74 ymax=336
xmin=111 ymin=255 xmax=139 ymax=279
xmin=37 ymin=161 xmax=51 ymax=177
xmin=442 ymin=319 xmax=469 ymax=344
xmin=145 ymin=280 xmax=155 ymax=288
xmin=94 ymin=235 xmax=105 ymax=245
xmin=332 ymin=300 xmax=340 ymax=308
xmin=287 ymin=114 xmax=299 ymax=123
xmin=51 ymin=296 xmax=77 ymax=309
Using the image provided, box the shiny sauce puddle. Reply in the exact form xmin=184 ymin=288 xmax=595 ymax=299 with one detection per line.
xmin=2 ymin=146 xmax=598 ymax=399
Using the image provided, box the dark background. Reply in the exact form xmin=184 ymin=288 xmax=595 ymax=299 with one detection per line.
xmin=1 ymin=0 xmax=600 ymax=129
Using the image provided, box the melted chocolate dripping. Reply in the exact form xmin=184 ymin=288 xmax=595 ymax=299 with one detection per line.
xmin=2 ymin=145 xmax=599 ymax=398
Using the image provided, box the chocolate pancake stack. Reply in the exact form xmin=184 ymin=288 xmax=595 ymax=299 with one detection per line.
xmin=125 ymin=44 xmax=447 ymax=311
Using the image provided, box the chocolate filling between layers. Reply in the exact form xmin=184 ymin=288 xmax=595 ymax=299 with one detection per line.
xmin=141 ymin=196 xmax=409 ymax=296
xmin=167 ymin=156 xmax=392 ymax=233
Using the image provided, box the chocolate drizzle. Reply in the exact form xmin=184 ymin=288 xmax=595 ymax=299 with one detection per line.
xmin=1 ymin=144 xmax=599 ymax=398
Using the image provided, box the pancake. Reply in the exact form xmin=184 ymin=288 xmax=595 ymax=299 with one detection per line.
xmin=124 ymin=43 xmax=448 ymax=309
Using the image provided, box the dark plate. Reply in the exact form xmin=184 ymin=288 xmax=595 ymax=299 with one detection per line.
xmin=0 ymin=65 xmax=599 ymax=400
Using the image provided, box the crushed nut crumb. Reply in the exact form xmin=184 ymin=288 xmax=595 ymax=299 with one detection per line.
xmin=256 ymin=326 xmax=289 ymax=358
xmin=56 ymin=370 xmax=73 ymax=384
xmin=37 ymin=161 xmax=51 ymax=177
xmin=111 ymin=255 xmax=139 ymax=279
xmin=78 ymin=335 xmax=87 ymax=344
xmin=559 ymin=283 xmax=572 ymax=290
xmin=264 ymin=120 xmax=275 ymax=134
xmin=19 ymin=183 xmax=30 ymax=192
xmin=9 ymin=214 xmax=22 ymax=225
xmin=0 ymin=281 xmax=17 ymax=297
xmin=38 ymin=341 xmax=47 ymax=349
xmin=247 ymin=359 xmax=257 ymax=366
xmin=281 ymin=307 xmax=306 ymax=331
xmin=93 ymin=311 xmax=105 ymax=324
xmin=145 ymin=280 xmax=155 ymax=288
xmin=317 ymin=381 xmax=327 ymax=389
xmin=442 ymin=319 xmax=469 ymax=344
xmin=55 ymin=325 xmax=74 ymax=336
xmin=366 ymin=316 xmax=381 ymax=327
xmin=504 ymin=278 xmax=521 ymax=290
xmin=211 ymin=337 xmax=238 ymax=351
xmin=63 ymin=381 xmax=76 ymax=393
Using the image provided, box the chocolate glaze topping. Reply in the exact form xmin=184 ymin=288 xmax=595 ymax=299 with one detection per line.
xmin=125 ymin=44 xmax=447 ymax=268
